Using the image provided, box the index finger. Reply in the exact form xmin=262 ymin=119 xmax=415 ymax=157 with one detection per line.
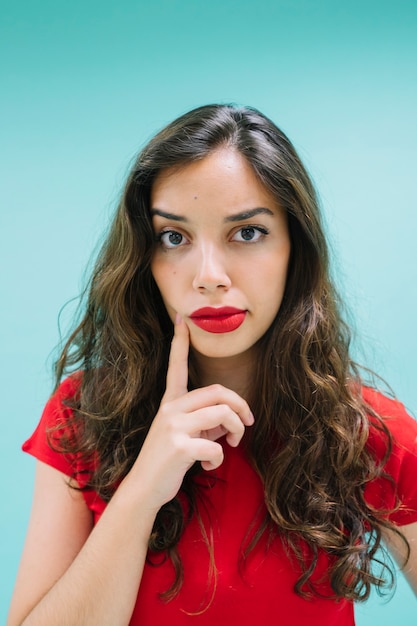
xmin=162 ymin=314 xmax=190 ymax=402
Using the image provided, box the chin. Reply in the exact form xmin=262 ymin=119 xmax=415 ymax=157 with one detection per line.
xmin=189 ymin=335 xmax=255 ymax=361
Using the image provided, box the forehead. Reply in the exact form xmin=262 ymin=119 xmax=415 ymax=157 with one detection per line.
xmin=150 ymin=148 xmax=279 ymax=212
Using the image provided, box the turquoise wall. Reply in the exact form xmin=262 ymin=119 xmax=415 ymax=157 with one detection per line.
xmin=1 ymin=1 xmax=416 ymax=621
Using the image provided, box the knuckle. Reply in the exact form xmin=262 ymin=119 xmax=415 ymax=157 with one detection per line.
xmin=158 ymin=403 xmax=171 ymax=420
xmin=214 ymin=402 xmax=228 ymax=413
xmin=208 ymin=383 xmax=224 ymax=395
xmin=213 ymin=446 xmax=224 ymax=465
xmin=172 ymin=435 xmax=189 ymax=456
xmin=156 ymin=405 xmax=179 ymax=432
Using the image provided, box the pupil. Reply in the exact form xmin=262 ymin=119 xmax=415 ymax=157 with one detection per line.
xmin=241 ymin=228 xmax=255 ymax=241
xmin=169 ymin=232 xmax=182 ymax=245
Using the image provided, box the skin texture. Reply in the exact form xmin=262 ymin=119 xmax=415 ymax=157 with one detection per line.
xmin=150 ymin=148 xmax=291 ymax=394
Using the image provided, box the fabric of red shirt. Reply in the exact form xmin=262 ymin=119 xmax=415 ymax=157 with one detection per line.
xmin=23 ymin=377 xmax=417 ymax=625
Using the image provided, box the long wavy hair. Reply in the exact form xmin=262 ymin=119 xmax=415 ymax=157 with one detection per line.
xmin=54 ymin=104 xmax=406 ymax=603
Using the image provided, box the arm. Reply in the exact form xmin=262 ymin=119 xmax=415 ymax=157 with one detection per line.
xmin=7 ymin=461 xmax=93 ymax=623
xmin=383 ymin=521 xmax=417 ymax=595
xmin=7 ymin=459 xmax=158 ymax=626
xmin=8 ymin=317 xmax=254 ymax=625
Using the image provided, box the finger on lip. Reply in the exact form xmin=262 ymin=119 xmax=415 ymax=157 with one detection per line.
xmin=163 ymin=314 xmax=190 ymax=401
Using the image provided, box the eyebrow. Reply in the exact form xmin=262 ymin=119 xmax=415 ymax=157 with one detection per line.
xmin=224 ymin=207 xmax=274 ymax=222
xmin=150 ymin=208 xmax=187 ymax=222
xmin=150 ymin=207 xmax=274 ymax=223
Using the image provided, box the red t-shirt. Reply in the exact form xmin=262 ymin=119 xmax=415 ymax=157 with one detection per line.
xmin=23 ymin=377 xmax=417 ymax=625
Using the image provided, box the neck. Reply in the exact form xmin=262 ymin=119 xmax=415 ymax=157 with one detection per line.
xmin=190 ymin=348 xmax=255 ymax=400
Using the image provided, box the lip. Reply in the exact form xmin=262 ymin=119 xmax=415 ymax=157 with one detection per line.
xmin=189 ymin=307 xmax=247 ymax=334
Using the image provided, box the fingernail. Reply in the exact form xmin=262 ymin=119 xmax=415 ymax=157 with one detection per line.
xmin=175 ymin=313 xmax=182 ymax=325
xmin=248 ymin=411 xmax=255 ymax=425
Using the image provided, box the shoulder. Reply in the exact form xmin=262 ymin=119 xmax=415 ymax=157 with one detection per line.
xmin=42 ymin=373 xmax=83 ymax=427
xmin=51 ymin=372 xmax=83 ymax=408
xmin=362 ymin=386 xmax=417 ymax=452
xmin=362 ymin=385 xmax=415 ymax=421
xmin=362 ymin=386 xmax=417 ymax=525
xmin=23 ymin=373 xmax=85 ymax=478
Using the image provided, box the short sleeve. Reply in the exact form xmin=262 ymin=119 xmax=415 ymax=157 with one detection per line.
xmin=363 ymin=387 xmax=417 ymax=526
xmin=23 ymin=374 xmax=106 ymax=519
xmin=23 ymin=375 xmax=83 ymax=478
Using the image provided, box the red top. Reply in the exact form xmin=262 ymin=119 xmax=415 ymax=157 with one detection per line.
xmin=23 ymin=377 xmax=417 ymax=625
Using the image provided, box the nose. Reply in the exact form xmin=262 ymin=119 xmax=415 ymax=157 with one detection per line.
xmin=192 ymin=242 xmax=232 ymax=292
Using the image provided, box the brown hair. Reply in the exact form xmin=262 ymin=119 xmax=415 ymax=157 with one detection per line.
xmin=55 ymin=104 xmax=406 ymax=602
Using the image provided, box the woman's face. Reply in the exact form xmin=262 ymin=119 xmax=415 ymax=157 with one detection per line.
xmin=150 ymin=148 xmax=291 ymax=361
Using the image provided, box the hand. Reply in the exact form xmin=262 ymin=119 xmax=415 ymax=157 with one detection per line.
xmin=128 ymin=315 xmax=254 ymax=511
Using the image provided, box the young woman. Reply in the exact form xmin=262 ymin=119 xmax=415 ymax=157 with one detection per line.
xmin=8 ymin=104 xmax=417 ymax=625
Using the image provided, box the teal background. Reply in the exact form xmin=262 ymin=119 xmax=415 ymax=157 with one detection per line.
xmin=1 ymin=0 xmax=416 ymax=621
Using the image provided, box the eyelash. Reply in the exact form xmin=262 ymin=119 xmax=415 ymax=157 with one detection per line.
xmin=233 ymin=225 xmax=269 ymax=242
xmin=155 ymin=230 xmax=187 ymax=248
xmin=155 ymin=225 xmax=270 ymax=249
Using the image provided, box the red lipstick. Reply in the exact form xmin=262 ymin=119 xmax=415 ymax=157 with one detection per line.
xmin=189 ymin=307 xmax=246 ymax=334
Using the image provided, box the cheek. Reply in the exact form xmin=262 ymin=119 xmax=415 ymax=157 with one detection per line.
xmin=151 ymin=256 xmax=184 ymax=297
xmin=152 ymin=268 xmax=177 ymax=311
xmin=153 ymin=277 xmax=177 ymax=322
xmin=260 ymin=257 xmax=290 ymax=305
xmin=150 ymin=257 xmax=166 ymax=286
xmin=254 ymin=253 xmax=289 ymax=285
xmin=272 ymin=248 xmax=291 ymax=284
xmin=150 ymin=264 xmax=166 ymax=300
